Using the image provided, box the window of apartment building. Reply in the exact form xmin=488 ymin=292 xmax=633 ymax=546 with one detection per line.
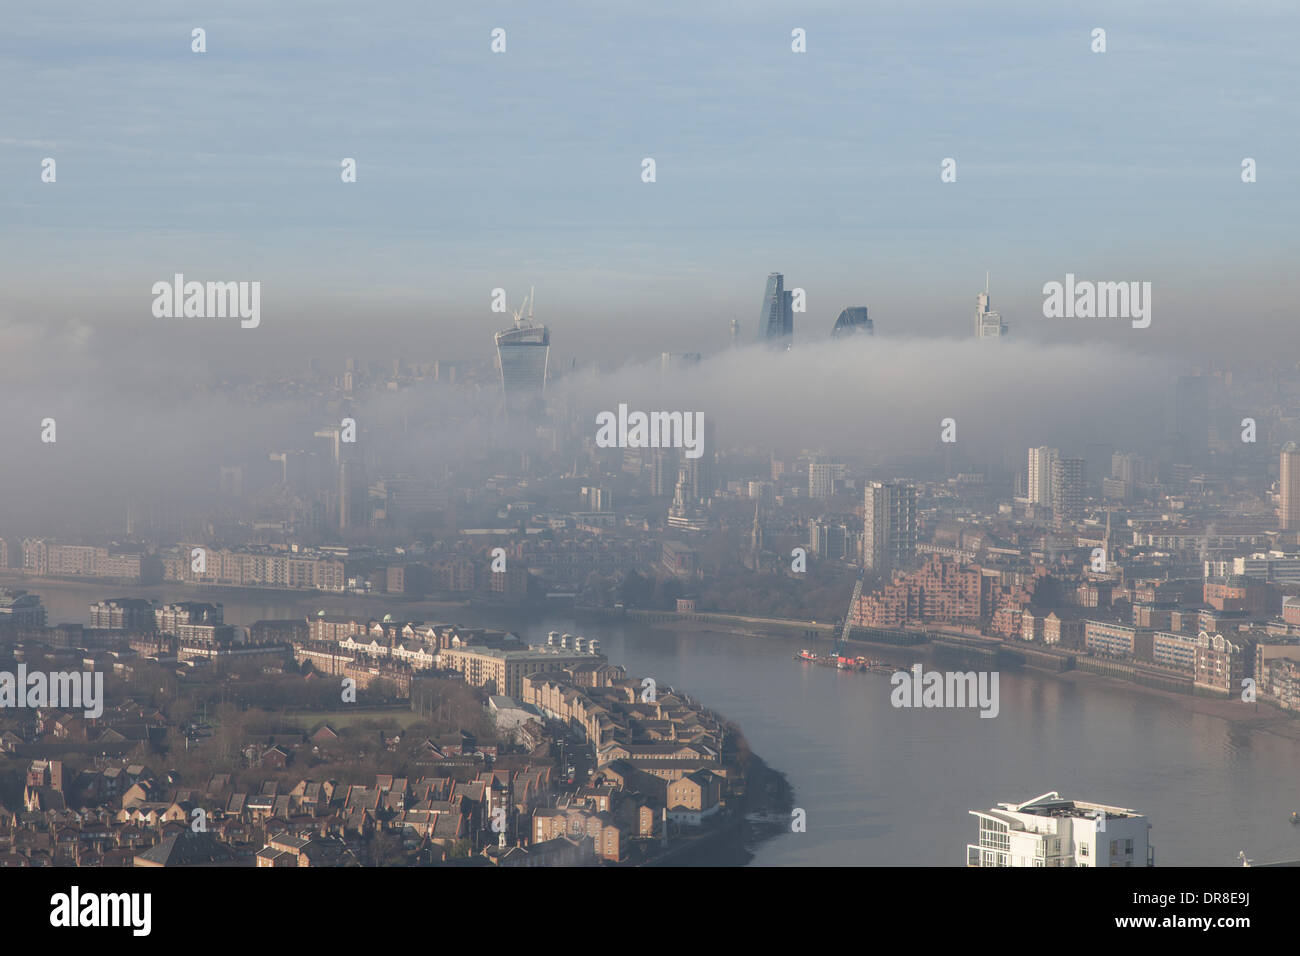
xmin=1079 ymin=842 xmax=1089 ymax=857
xmin=980 ymin=819 xmax=1009 ymax=852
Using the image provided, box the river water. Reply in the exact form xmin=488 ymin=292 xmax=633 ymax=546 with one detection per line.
xmin=25 ymin=579 xmax=1300 ymax=866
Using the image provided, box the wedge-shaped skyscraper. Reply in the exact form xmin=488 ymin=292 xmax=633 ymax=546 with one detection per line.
xmin=495 ymin=287 xmax=550 ymax=420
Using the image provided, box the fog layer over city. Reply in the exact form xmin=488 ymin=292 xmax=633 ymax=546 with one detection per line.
xmin=0 ymin=308 xmax=1168 ymax=532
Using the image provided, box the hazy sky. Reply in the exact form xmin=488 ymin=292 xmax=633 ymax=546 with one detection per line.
xmin=3 ymin=0 xmax=1298 ymax=366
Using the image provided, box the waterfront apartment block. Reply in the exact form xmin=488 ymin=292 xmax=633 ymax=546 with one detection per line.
xmin=1152 ymin=630 xmax=1197 ymax=673
xmin=0 ymin=589 xmax=46 ymax=630
xmin=1137 ymin=629 xmax=1251 ymax=693
xmin=1258 ymin=644 xmax=1300 ymax=712
xmin=90 ymin=598 xmax=157 ymax=630
xmin=968 ymin=791 xmax=1153 ymax=867
xmin=1194 ymin=631 xmax=1252 ymax=694
xmin=853 ymin=554 xmax=993 ymax=629
xmin=1042 ymin=610 xmax=1085 ymax=648
xmin=440 ymin=645 xmax=605 ymax=698
xmin=20 ymin=539 xmax=159 ymax=583
xmin=156 ymin=602 xmax=223 ymax=633
xmin=1084 ymin=621 xmax=1153 ymax=660
xmin=163 ymin=546 xmax=345 ymax=592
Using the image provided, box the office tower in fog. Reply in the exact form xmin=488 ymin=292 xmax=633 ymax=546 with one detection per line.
xmin=729 ymin=318 xmax=740 ymax=346
xmin=1281 ymin=443 xmax=1300 ymax=530
xmin=338 ymin=459 xmax=368 ymax=530
xmin=1051 ymin=457 xmax=1084 ymax=530
xmin=651 ymin=448 xmax=678 ymax=497
xmin=759 ymin=273 xmax=794 ymax=348
xmin=831 ymin=307 xmax=873 ymax=338
xmin=495 ymin=287 xmax=550 ymax=420
xmin=974 ymin=273 xmax=1007 ymax=339
xmin=863 ymin=481 xmax=917 ymax=572
xmin=1028 ymin=446 xmax=1059 ymax=504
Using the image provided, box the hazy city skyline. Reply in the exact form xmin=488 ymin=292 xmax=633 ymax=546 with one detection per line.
xmin=5 ymin=0 xmax=1300 ymax=899
xmin=3 ymin=1 xmax=1298 ymax=365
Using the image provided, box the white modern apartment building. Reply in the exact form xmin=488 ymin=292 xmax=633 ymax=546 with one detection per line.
xmin=1027 ymin=446 xmax=1059 ymax=505
xmin=967 ymin=791 xmax=1153 ymax=867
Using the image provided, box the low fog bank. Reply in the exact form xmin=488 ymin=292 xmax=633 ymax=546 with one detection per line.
xmin=558 ymin=336 xmax=1169 ymax=463
xmin=0 ymin=315 xmax=1172 ymax=534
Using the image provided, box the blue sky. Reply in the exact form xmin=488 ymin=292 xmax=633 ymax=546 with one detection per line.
xmin=3 ymin=0 xmax=1298 ymax=363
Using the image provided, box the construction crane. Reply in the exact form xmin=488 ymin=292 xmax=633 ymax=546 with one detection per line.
xmin=511 ymin=286 xmax=535 ymax=328
xmin=836 ymin=570 xmax=865 ymax=656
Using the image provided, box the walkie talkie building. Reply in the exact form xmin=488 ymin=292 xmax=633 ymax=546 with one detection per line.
xmin=494 ymin=288 xmax=550 ymax=419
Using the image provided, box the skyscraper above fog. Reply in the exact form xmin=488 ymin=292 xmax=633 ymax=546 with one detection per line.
xmin=495 ymin=287 xmax=550 ymax=419
xmin=759 ymin=273 xmax=794 ymax=348
xmin=974 ymin=273 xmax=1007 ymax=339
xmin=831 ymin=307 xmax=873 ymax=339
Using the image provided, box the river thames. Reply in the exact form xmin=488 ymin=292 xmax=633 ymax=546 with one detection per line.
xmin=23 ymin=578 xmax=1300 ymax=866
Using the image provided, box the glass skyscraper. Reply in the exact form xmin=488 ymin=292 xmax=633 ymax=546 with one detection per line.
xmin=495 ymin=307 xmax=550 ymax=420
xmin=759 ymin=272 xmax=794 ymax=347
xmin=974 ymin=274 xmax=1007 ymax=339
xmin=831 ymin=307 xmax=873 ymax=338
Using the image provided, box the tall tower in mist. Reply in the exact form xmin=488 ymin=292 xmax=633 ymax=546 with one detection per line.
xmin=759 ymin=273 xmax=794 ymax=348
xmin=1028 ymin=446 xmax=1059 ymax=504
xmin=862 ymin=481 xmax=917 ymax=573
xmin=494 ymin=286 xmax=550 ymax=420
xmin=338 ymin=458 xmax=368 ymax=530
xmin=729 ymin=317 xmax=740 ymax=346
xmin=1281 ymin=443 xmax=1300 ymax=531
xmin=974 ymin=273 xmax=1007 ymax=339
xmin=1051 ymin=457 xmax=1084 ymax=530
